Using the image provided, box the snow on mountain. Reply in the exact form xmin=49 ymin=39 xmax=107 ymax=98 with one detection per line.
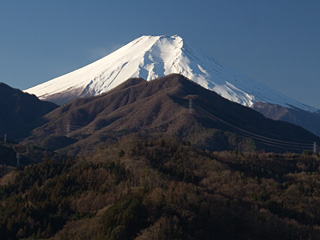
xmin=25 ymin=35 xmax=318 ymax=112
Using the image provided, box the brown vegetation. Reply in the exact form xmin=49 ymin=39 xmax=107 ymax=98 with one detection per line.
xmin=25 ymin=74 xmax=320 ymax=155
xmin=1 ymin=135 xmax=320 ymax=239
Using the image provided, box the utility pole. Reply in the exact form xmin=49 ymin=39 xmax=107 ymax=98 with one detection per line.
xmin=16 ymin=153 xmax=21 ymax=167
xmin=189 ymin=99 xmax=193 ymax=113
xmin=67 ymin=122 xmax=70 ymax=137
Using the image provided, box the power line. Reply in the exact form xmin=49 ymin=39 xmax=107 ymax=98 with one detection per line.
xmin=199 ymin=106 xmax=312 ymax=146
xmin=186 ymin=101 xmax=315 ymax=152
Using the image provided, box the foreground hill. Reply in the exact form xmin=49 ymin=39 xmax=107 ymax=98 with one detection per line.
xmin=1 ymin=136 xmax=320 ymax=239
xmin=26 ymin=74 xmax=320 ymax=154
xmin=0 ymin=83 xmax=58 ymax=140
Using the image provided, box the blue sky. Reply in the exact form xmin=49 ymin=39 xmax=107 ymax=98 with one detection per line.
xmin=1 ymin=0 xmax=320 ymax=108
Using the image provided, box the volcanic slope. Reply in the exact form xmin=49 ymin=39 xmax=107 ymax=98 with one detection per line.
xmin=25 ymin=35 xmax=317 ymax=114
xmin=26 ymin=74 xmax=320 ymax=155
xmin=0 ymin=82 xmax=58 ymax=140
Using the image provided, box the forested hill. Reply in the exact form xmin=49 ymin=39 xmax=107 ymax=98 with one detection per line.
xmin=26 ymin=74 xmax=320 ymax=155
xmin=1 ymin=135 xmax=320 ymax=239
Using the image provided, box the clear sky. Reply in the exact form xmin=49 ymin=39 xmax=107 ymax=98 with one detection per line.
xmin=1 ymin=0 xmax=320 ymax=108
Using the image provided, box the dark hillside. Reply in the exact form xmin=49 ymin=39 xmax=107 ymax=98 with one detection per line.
xmin=26 ymin=74 xmax=320 ymax=154
xmin=0 ymin=82 xmax=58 ymax=140
xmin=0 ymin=141 xmax=55 ymax=167
xmin=1 ymin=135 xmax=320 ymax=239
xmin=254 ymin=101 xmax=320 ymax=136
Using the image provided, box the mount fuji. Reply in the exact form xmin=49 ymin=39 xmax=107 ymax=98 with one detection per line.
xmin=25 ymin=35 xmax=320 ymax=135
xmin=25 ymin=35 xmax=316 ymax=110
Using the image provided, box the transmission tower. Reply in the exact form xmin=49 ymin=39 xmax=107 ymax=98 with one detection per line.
xmin=313 ymin=142 xmax=318 ymax=154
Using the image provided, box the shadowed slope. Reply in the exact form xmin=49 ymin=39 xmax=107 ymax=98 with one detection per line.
xmin=253 ymin=102 xmax=320 ymax=136
xmin=26 ymin=74 xmax=320 ymax=154
xmin=0 ymin=82 xmax=58 ymax=140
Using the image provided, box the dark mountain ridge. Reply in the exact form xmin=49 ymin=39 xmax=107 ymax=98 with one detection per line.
xmin=0 ymin=82 xmax=58 ymax=140
xmin=25 ymin=74 xmax=320 ymax=154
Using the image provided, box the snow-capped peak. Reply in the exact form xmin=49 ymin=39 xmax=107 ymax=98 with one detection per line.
xmin=25 ymin=35 xmax=318 ymax=112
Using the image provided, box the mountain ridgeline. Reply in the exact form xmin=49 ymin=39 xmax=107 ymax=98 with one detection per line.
xmin=24 ymin=35 xmax=316 ymax=112
xmin=25 ymin=74 xmax=320 ymax=155
xmin=0 ymin=83 xmax=58 ymax=140
xmin=24 ymin=35 xmax=320 ymax=136
xmin=253 ymin=102 xmax=320 ymax=136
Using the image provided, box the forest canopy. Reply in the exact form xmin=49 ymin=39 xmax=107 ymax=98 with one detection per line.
xmin=1 ymin=135 xmax=320 ymax=239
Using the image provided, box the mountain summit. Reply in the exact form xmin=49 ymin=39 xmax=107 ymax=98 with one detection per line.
xmin=24 ymin=35 xmax=317 ymax=113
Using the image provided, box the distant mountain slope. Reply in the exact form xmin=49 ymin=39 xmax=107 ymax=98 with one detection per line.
xmin=25 ymin=35 xmax=317 ymax=114
xmin=253 ymin=102 xmax=320 ymax=136
xmin=0 ymin=82 xmax=58 ymax=140
xmin=26 ymin=74 xmax=320 ymax=154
